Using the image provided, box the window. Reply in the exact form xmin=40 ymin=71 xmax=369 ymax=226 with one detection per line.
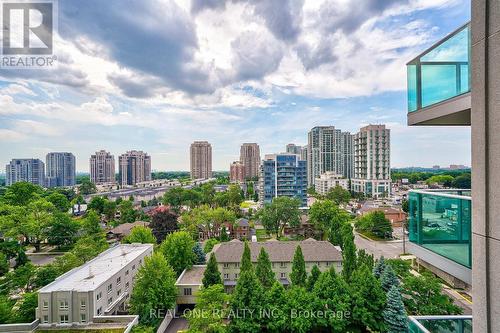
xmin=107 ymin=284 xmax=112 ymax=293
xmin=125 ymin=282 xmax=130 ymax=290
xmin=223 ymin=273 xmax=229 ymax=280
xmin=59 ymin=300 xmax=69 ymax=310
xmin=139 ymin=259 xmax=142 ymax=264
xmin=117 ymin=277 xmax=121 ymax=285
xmin=316 ymin=262 xmax=321 ymax=266
xmin=280 ymin=262 xmax=286 ymax=268
xmin=97 ymin=307 xmax=102 ymax=315
xmin=96 ymin=292 xmax=102 ymax=301
xmin=132 ymin=264 xmax=136 ymax=270
xmin=234 ymin=273 xmax=239 ymax=279
xmin=81 ymin=314 xmax=87 ymax=323
xmin=326 ymin=262 xmax=331 ymax=267
xmin=80 ymin=299 xmax=86 ymax=309
xmin=117 ymin=289 xmax=121 ymax=296
xmin=184 ymin=288 xmax=192 ymax=296
xmin=43 ymin=300 xmax=48 ymax=309
xmin=223 ymin=263 xmax=229 ymax=268
xmin=43 ymin=315 xmax=48 ymax=324
xmin=280 ymin=272 xmax=286 ymax=278
xmin=60 ymin=314 xmax=69 ymax=324
xmin=235 ymin=263 xmax=240 ymax=268
xmin=108 ymin=297 xmax=113 ymax=305
xmin=125 ymin=270 xmax=129 ymax=276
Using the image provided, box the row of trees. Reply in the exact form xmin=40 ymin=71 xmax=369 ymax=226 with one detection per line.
xmin=391 ymin=170 xmax=471 ymax=188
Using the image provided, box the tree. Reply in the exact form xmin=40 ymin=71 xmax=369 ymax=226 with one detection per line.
xmin=340 ymin=224 xmax=357 ymax=281
xmin=193 ymin=242 xmax=206 ymax=264
xmin=46 ymin=212 xmax=79 ymax=248
xmin=1 ymin=182 xmax=42 ymax=206
xmin=401 ymin=199 xmax=409 ymax=214
xmin=373 ymin=256 xmax=386 ymax=279
xmin=290 ymin=246 xmax=306 ymax=287
xmin=18 ymin=199 xmax=55 ymax=252
xmin=187 ymin=284 xmax=228 ymax=333
xmin=88 ymin=196 xmax=107 ymax=214
xmin=119 ymin=199 xmax=137 ymax=224
xmin=283 ymin=286 xmax=317 ymax=333
xmin=123 ymin=226 xmax=156 ymax=244
xmin=309 ymin=200 xmax=351 ymax=245
xmin=356 ymin=249 xmax=374 ymax=271
xmin=255 ymin=247 xmax=275 ymax=288
xmin=349 ymin=265 xmax=387 ymax=332
xmin=202 ymin=254 xmax=222 ymax=288
xmin=15 ymin=292 xmax=38 ymax=323
xmin=306 ymin=264 xmax=321 ymax=291
xmin=402 ymin=273 xmax=462 ymax=315
xmin=356 ymin=211 xmax=393 ymax=239
xmin=262 ymin=282 xmax=287 ymax=332
xmin=129 ymin=253 xmax=177 ymax=325
xmin=149 ymin=207 xmax=179 ymax=243
xmin=386 ymin=258 xmax=412 ymax=278
xmin=258 ymin=196 xmax=301 ymax=238
xmin=32 ymin=265 xmax=59 ymax=289
xmin=326 ymin=185 xmax=351 ymax=205
xmin=0 ymin=253 xmax=9 ymax=277
xmin=240 ymin=241 xmax=252 ymax=272
xmin=452 ymin=173 xmax=471 ymax=189
xmin=383 ymin=286 xmax=407 ymax=333
xmin=160 ymin=231 xmax=196 ymax=276
xmin=203 ymin=238 xmax=220 ymax=253
xmin=45 ymin=192 xmax=71 ymax=212
xmin=381 ymin=265 xmax=400 ymax=292
xmin=81 ymin=210 xmax=102 ymax=236
xmin=0 ymin=295 xmax=13 ymax=324
xmin=313 ymin=268 xmax=351 ymax=331
xmin=79 ymin=178 xmax=97 ymax=195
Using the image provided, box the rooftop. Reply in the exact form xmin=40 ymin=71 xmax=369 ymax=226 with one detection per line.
xmin=39 ymin=244 xmax=153 ymax=293
xmin=175 ymin=265 xmax=206 ymax=286
xmin=211 ymin=239 xmax=342 ymax=263
xmin=108 ymin=221 xmax=150 ymax=236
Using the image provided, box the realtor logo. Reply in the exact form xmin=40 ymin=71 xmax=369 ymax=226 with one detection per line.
xmin=1 ymin=0 xmax=57 ymax=67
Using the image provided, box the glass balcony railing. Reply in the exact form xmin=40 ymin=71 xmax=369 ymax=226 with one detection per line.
xmin=408 ymin=316 xmax=473 ymax=333
xmin=408 ymin=189 xmax=471 ymax=268
xmin=407 ymin=23 xmax=470 ymax=112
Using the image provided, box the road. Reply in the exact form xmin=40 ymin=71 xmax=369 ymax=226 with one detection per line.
xmin=354 ymin=231 xmax=405 ymax=259
xmin=27 ymin=253 xmax=62 ymax=266
xmin=163 ymin=318 xmax=188 ymax=333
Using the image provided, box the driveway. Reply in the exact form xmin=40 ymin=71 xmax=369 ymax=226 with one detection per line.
xmin=163 ymin=318 xmax=188 ymax=333
xmin=354 ymin=231 xmax=405 ymax=259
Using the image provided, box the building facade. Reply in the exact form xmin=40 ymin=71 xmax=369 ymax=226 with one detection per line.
xmin=46 ymin=152 xmax=76 ymax=188
xmin=229 ymin=161 xmax=245 ymax=183
xmin=190 ymin=141 xmax=212 ymax=179
xmin=5 ymin=158 xmax=45 ymax=187
xmin=239 ymin=143 xmax=260 ymax=180
xmin=90 ymin=150 xmax=115 ymax=185
xmin=118 ymin=150 xmax=151 ymax=186
xmin=307 ymin=126 xmax=353 ymax=186
xmin=314 ymin=171 xmax=349 ymax=196
xmin=259 ymin=153 xmax=307 ymax=206
xmin=352 ymin=125 xmax=391 ymax=198
xmin=36 ymin=244 xmax=153 ymax=328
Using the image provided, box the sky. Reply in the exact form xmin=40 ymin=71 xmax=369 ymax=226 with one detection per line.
xmin=0 ymin=0 xmax=471 ymax=172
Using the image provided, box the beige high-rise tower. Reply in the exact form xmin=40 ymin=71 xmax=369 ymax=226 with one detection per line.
xmin=190 ymin=141 xmax=212 ymax=179
xmin=239 ymin=143 xmax=260 ymax=180
xmin=118 ymin=150 xmax=151 ymax=185
xmin=90 ymin=150 xmax=115 ymax=184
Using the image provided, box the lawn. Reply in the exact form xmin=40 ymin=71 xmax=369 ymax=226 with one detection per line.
xmin=255 ymin=228 xmax=271 ymax=241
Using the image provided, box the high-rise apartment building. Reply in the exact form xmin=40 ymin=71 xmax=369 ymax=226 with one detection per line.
xmin=229 ymin=161 xmax=245 ymax=183
xmin=259 ymin=153 xmax=307 ymax=206
xmin=90 ymin=150 xmax=115 ymax=184
xmin=239 ymin=143 xmax=260 ymax=180
xmin=286 ymin=143 xmax=302 ymax=155
xmin=190 ymin=141 xmax=212 ymax=179
xmin=307 ymin=126 xmax=353 ymax=186
xmin=118 ymin=151 xmax=151 ymax=186
xmin=46 ymin=152 xmax=76 ymax=188
xmin=5 ymin=159 xmax=45 ymax=186
xmin=351 ymin=125 xmax=391 ymax=198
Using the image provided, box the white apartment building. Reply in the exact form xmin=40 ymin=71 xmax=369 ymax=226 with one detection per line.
xmin=37 ymin=244 xmax=153 ymax=328
xmin=314 ymin=171 xmax=349 ymax=196
xmin=352 ymin=124 xmax=391 ymax=198
xmin=5 ymin=158 xmax=45 ymax=187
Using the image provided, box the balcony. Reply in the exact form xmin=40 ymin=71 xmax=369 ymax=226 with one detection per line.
xmin=408 ymin=189 xmax=471 ymax=284
xmin=407 ymin=23 xmax=471 ymax=126
xmin=408 ymin=316 xmax=472 ymax=333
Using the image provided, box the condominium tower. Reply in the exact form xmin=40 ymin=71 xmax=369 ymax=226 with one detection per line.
xmin=190 ymin=141 xmax=212 ymax=179
xmin=239 ymin=143 xmax=260 ymax=180
xmin=5 ymin=159 xmax=45 ymax=186
xmin=46 ymin=152 xmax=76 ymax=187
xmin=259 ymin=153 xmax=307 ymax=206
xmin=229 ymin=161 xmax=245 ymax=183
xmin=118 ymin=150 xmax=151 ymax=186
xmin=307 ymin=126 xmax=353 ymax=186
xmin=351 ymin=125 xmax=391 ymax=198
xmin=90 ymin=150 xmax=115 ymax=184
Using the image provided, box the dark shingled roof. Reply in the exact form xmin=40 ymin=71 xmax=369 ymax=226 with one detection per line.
xmin=236 ymin=218 xmax=249 ymax=227
xmin=211 ymin=239 xmax=342 ymax=263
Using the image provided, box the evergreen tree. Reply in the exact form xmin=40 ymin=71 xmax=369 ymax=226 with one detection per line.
xmin=356 ymin=249 xmax=374 ymax=270
xmin=193 ymin=242 xmax=206 ymax=264
xmin=240 ymin=241 xmax=252 ymax=272
xmin=262 ymin=282 xmax=287 ymax=332
xmin=306 ymin=265 xmax=321 ymax=291
xmin=383 ymin=286 xmax=408 ymax=333
xmin=255 ymin=247 xmax=275 ymax=288
xmin=373 ymin=256 xmax=386 ymax=279
xmin=340 ymin=224 xmax=357 ymax=281
xmin=290 ymin=245 xmax=306 ymax=287
xmin=202 ymin=253 xmax=222 ymax=288
xmin=381 ymin=265 xmax=400 ymax=292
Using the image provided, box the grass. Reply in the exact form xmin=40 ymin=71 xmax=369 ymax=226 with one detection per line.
xmin=255 ymin=229 xmax=271 ymax=241
xmin=357 ymin=230 xmax=388 ymax=241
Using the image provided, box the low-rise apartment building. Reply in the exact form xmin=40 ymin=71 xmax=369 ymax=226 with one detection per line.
xmin=314 ymin=171 xmax=349 ymax=195
xmin=210 ymin=239 xmax=342 ymax=292
xmin=36 ymin=244 xmax=153 ymax=328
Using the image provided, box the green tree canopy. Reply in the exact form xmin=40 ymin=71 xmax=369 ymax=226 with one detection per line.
xmin=326 ymin=185 xmax=351 ymax=205
xmin=202 ymin=253 xmax=222 ymax=288
xmin=123 ymin=226 xmax=156 ymax=244
xmin=383 ymin=286 xmax=407 ymax=333
xmin=290 ymin=246 xmax=306 ymax=287
xmin=160 ymin=231 xmax=196 ymax=276
xmin=255 ymin=247 xmax=275 ymax=288
xmin=258 ymin=196 xmax=301 ymax=238
xmin=186 ymin=284 xmax=228 ymax=333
